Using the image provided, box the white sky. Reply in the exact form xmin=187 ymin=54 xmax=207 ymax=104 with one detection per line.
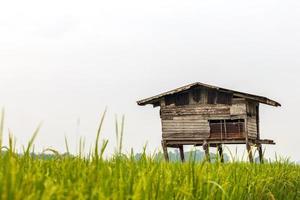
xmin=0 ymin=0 xmax=299 ymax=161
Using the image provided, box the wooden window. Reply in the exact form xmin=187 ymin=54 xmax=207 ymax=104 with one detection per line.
xmin=209 ymin=120 xmax=225 ymax=139
xmin=225 ymin=119 xmax=245 ymax=136
xmin=175 ymin=92 xmax=189 ymax=106
xmin=217 ymin=92 xmax=233 ymax=105
xmin=209 ymin=119 xmax=245 ymax=139
xmin=192 ymin=88 xmax=202 ymax=102
xmin=207 ymin=90 xmax=217 ymax=104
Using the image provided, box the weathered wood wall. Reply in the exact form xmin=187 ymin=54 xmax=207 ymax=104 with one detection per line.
xmin=246 ymin=101 xmax=259 ymax=139
xmin=159 ymin=87 xmax=259 ymax=141
xmin=161 ymin=116 xmax=210 ymax=138
xmin=247 ymin=117 xmax=257 ymax=138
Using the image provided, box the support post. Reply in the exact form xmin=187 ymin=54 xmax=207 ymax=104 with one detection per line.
xmin=217 ymin=144 xmax=224 ymax=163
xmin=203 ymin=141 xmax=210 ymax=162
xmin=256 ymin=105 xmax=260 ymax=140
xmin=161 ymin=140 xmax=169 ymax=162
xmin=257 ymin=144 xmax=264 ymax=164
xmin=246 ymin=143 xmax=254 ymax=163
xmin=256 ymin=105 xmax=264 ymax=164
xmin=179 ymin=145 xmax=185 ymax=162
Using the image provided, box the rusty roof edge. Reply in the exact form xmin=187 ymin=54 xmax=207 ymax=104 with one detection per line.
xmin=217 ymin=87 xmax=281 ymax=107
xmin=137 ymin=82 xmax=199 ymax=106
xmin=137 ymin=82 xmax=281 ymax=107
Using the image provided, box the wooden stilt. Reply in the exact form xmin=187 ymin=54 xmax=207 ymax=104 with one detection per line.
xmin=246 ymin=143 xmax=254 ymax=163
xmin=217 ymin=144 xmax=224 ymax=163
xmin=203 ymin=141 xmax=210 ymax=162
xmin=179 ymin=145 xmax=185 ymax=162
xmin=161 ymin=141 xmax=169 ymax=162
xmin=256 ymin=105 xmax=264 ymax=164
xmin=257 ymin=144 xmax=264 ymax=164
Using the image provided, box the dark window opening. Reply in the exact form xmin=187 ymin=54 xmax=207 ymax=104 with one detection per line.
xmin=192 ymin=88 xmax=202 ymax=102
xmin=153 ymin=101 xmax=160 ymax=107
xmin=165 ymin=95 xmax=175 ymax=106
xmin=175 ymin=92 xmax=189 ymax=106
xmin=247 ymin=102 xmax=256 ymax=117
xmin=208 ymin=90 xmax=217 ymax=104
xmin=209 ymin=119 xmax=245 ymax=139
xmin=217 ymin=92 xmax=233 ymax=105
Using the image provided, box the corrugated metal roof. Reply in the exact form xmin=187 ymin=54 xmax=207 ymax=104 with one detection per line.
xmin=137 ymin=82 xmax=281 ymax=107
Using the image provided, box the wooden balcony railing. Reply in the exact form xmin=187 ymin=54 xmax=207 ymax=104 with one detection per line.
xmin=209 ymin=122 xmax=245 ymax=139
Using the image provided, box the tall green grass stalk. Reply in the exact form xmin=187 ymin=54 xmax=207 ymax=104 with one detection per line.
xmin=0 ymin=112 xmax=298 ymax=200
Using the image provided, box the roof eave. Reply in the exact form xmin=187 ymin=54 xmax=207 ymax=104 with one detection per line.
xmin=136 ymin=82 xmax=281 ymax=107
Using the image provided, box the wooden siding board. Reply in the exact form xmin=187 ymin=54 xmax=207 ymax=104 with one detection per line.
xmin=162 ymin=133 xmax=210 ymax=138
xmin=161 ymin=105 xmax=231 ymax=117
xmin=161 ymin=103 xmax=247 ymax=120
xmin=160 ymin=103 xmax=248 ymax=140
xmin=247 ymin=117 xmax=257 ymax=138
xmin=230 ymin=104 xmax=246 ymax=115
xmin=161 ymin=117 xmax=210 ymax=139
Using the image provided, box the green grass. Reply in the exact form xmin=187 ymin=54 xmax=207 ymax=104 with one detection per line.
xmin=0 ymin=149 xmax=299 ymax=200
xmin=0 ymin=111 xmax=299 ymax=200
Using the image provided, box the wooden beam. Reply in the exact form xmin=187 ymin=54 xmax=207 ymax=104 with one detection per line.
xmin=224 ymin=120 xmax=227 ymax=139
xmin=163 ymin=138 xmax=275 ymax=146
xmin=257 ymin=144 xmax=264 ymax=164
xmin=217 ymin=144 xmax=224 ymax=163
xmin=165 ymin=138 xmax=247 ymax=145
xmin=255 ymin=139 xmax=275 ymax=145
xmin=179 ymin=145 xmax=185 ymax=162
xmin=246 ymin=143 xmax=254 ymax=163
xmin=203 ymin=141 xmax=210 ymax=162
xmin=245 ymin=116 xmax=249 ymax=144
xmin=161 ymin=140 xmax=169 ymax=162
xmin=256 ymin=105 xmax=260 ymax=140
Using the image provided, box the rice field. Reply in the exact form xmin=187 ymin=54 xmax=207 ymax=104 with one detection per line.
xmin=0 ymin=111 xmax=299 ymax=200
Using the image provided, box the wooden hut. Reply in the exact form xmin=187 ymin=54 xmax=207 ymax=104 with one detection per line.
xmin=137 ymin=82 xmax=281 ymax=163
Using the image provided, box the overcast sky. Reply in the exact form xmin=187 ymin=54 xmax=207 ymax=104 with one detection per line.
xmin=0 ymin=0 xmax=299 ymax=161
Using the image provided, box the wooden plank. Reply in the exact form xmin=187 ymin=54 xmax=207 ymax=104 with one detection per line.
xmin=179 ymin=145 xmax=185 ymax=162
xmin=161 ymin=108 xmax=231 ymax=116
xmin=162 ymin=132 xmax=210 ymax=137
xmin=203 ymin=141 xmax=210 ymax=162
xmin=247 ymin=116 xmax=257 ymax=138
xmin=255 ymin=139 xmax=275 ymax=144
xmin=162 ymin=122 xmax=208 ymax=126
xmin=245 ymin=116 xmax=249 ymax=144
xmin=163 ymin=119 xmax=208 ymax=122
xmin=230 ymin=104 xmax=247 ymax=115
xmin=162 ymin=133 xmax=210 ymax=138
xmin=164 ymin=137 xmax=245 ymax=142
xmin=246 ymin=143 xmax=254 ymax=163
xmin=163 ymin=133 xmax=211 ymax=136
xmin=162 ymin=129 xmax=210 ymax=133
xmin=163 ymin=125 xmax=209 ymax=129
xmin=161 ymin=104 xmax=232 ymax=117
xmin=257 ymin=144 xmax=263 ymax=163
xmin=161 ymin=140 xmax=169 ymax=161
xmin=162 ymin=128 xmax=210 ymax=132
xmin=162 ymin=128 xmax=210 ymax=131
xmin=256 ymin=105 xmax=260 ymax=140
xmin=162 ymin=128 xmax=209 ymax=131
xmin=162 ymin=123 xmax=209 ymax=126
xmin=161 ymin=116 xmax=210 ymax=138
xmin=217 ymin=144 xmax=224 ymax=163
xmin=163 ymin=138 xmax=274 ymax=144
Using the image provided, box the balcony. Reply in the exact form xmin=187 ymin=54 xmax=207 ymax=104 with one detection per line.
xmin=209 ymin=120 xmax=245 ymax=139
